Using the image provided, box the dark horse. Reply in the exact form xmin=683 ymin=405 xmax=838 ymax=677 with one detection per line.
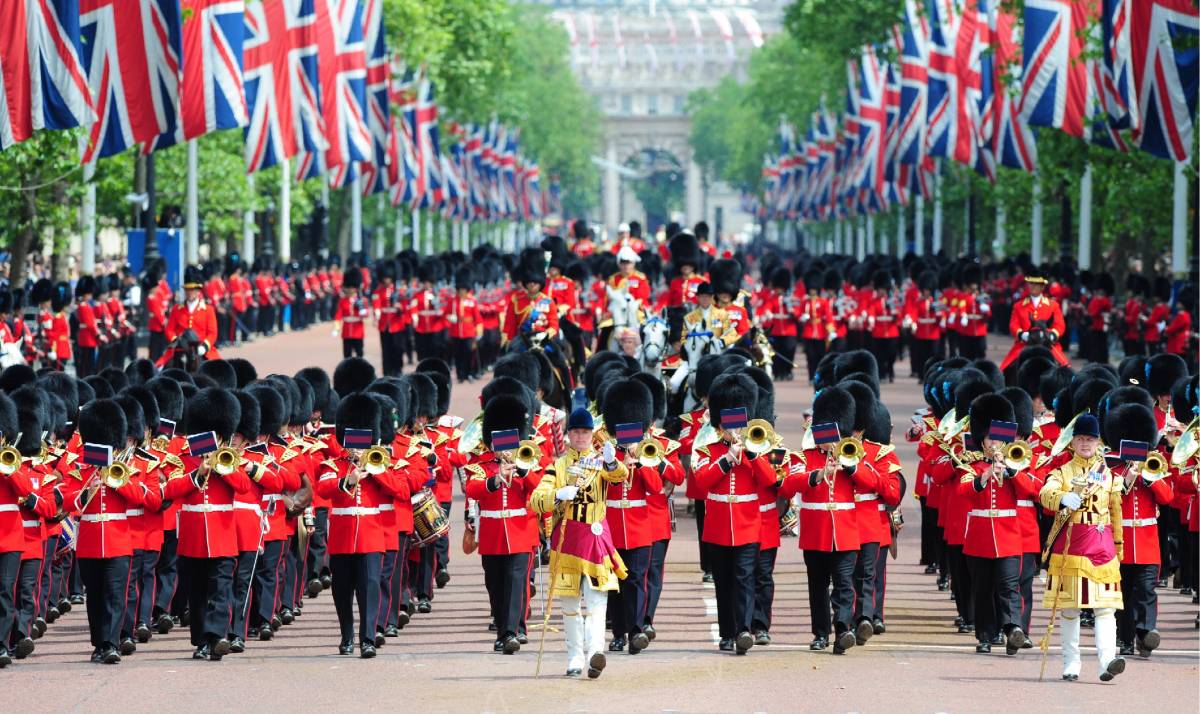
xmin=503 ymin=332 xmax=574 ymax=412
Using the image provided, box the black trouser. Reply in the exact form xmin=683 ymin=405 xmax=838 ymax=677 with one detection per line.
xmin=0 ymin=552 xmax=19 ymax=653
xmin=871 ymin=337 xmax=898 ymax=382
xmin=380 ymin=331 xmax=403 ymax=376
xmin=1087 ymin=329 xmax=1109 ymax=364
xmin=148 ymin=331 xmax=167 ymax=362
xmin=911 ymin=338 xmax=940 ymax=380
xmin=398 ymin=327 xmax=415 ymax=364
xmin=853 ymin=542 xmax=881 ymax=624
xmin=329 ymin=552 xmax=382 ymax=645
xmin=134 ymin=549 xmax=159 ymax=628
xmin=257 ymin=304 xmax=275 ymax=334
xmin=610 ymin=545 xmax=651 ymax=639
xmin=752 ymin=546 xmax=777 ymax=632
xmin=966 ymin=554 xmax=1020 ymax=643
xmin=414 ymin=331 xmax=440 ymax=362
xmin=38 ymin=538 xmax=54 ymax=619
xmin=179 ymin=555 xmax=234 ymax=646
xmin=920 ymin=502 xmax=941 ymax=566
xmin=1122 ymin=338 xmax=1145 ymax=357
xmin=479 ymin=328 xmax=500 ymax=369
xmin=873 ymin=543 xmax=888 ymax=619
xmin=387 ymin=533 xmax=411 ymax=627
xmin=946 ymin=544 xmax=974 ymax=624
xmin=342 ymin=338 xmax=364 ymax=358
xmin=153 ymin=531 xmax=178 ymax=618
xmin=693 ymin=500 xmax=711 ymax=573
xmin=252 ymin=540 xmax=285 ymax=628
xmin=230 ymin=550 xmax=257 ymax=639
xmin=481 ymin=552 xmax=530 ymax=640
xmin=75 ymin=344 xmax=98 ymax=377
xmin=1189 ymin=533 xmax=1200 ymax=591
xmin=1176 ymin=515 xmax=1195 ymax=589
xmin=51 ymin=545 xmax=73 ymax=608
xmin=709 ymin=542 xmax=758 ymax=639
xmin=281 ymin=535 xmax=300 ymax=611
xmin=120 ymin=549 xmax=145 ymax=640
xmin=451 ymin=337 xmax=474 ymax=381
xmin=11 ymin=557 xmax=42 ymax=645
xmin=958 ymin=334 xmax=987 ymax=360
xmin=305 ymin=507 xmax=329 ymax=583
xmin=1158 ymin=506 xmax=1179 ymax=576
xmin=379 ymin=548 xmax=398 ymax=632
xmin=78 ymin=556 xmax=131 ymax=651
xmin=644 ymin=538 xmax=669 ymax=627
xmin=769 ymin=335 xmax=797 ymax=379
xmin=803 ymin=549 xmax=857 ymax=638
xmin=802 ymin=338 xmax=826 ymax=382
xmin=1119 ymin=563 xmax=1160 ymax=643
xmin=1018 ymin=552 xmax=1037 ymax=632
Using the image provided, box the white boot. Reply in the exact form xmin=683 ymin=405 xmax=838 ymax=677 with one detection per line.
xmin=582 ymin=579 xmax=609 ymax=660
xmin=1094 ymin=608 xmax=1125 ymax=681
xmin=562 ymin=597 xmax=585 ymax=674
xmin=1061 ymin=608 xmax=1081 ymax=679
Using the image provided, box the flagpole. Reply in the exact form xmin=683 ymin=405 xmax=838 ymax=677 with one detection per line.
xmin=376 ymin=195 xmax=386 ymax=259
xmin=995 ymin=201 xmax=1007 ymax=259
xmin=350 ymin=175 xmax=363 ymax=254
xmin=856 ymin=216 xmax=866 ymax=261
xmin=186 ymin=140 xmax=200 ymax=264
xmin=411 ymin=208 xmax=419 ymax=253
xmin=932 ymin=163 xmax=943 ymax=255
xmin=424 ymin=210 xmax=433 ymax=255
xmin=1172 ymin=161 xmax=1188 ymax=277
xmin=243 ymin=173 xmax=256 ymax=258
xmin=895 ymin=204 xmax=904 ymax=257
xmin=1077 ymin=163 xmax=1093 ymax=269
xmin=1031 ymin=170 xmax=1044 ymax=264
xmin=82 ymin=162 xmax=97 ymax=276
xmin=279 ymin=157 xmax=292 ymax=262
xmin=914 ymin=193 xmax=925 ymax=256
xmin=866 ymin=213 xmax=875 ymax=255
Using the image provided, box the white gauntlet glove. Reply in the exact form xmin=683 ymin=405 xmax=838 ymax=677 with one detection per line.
xmin=555 ymin=485 xmax=578 ymax=502
xmin=1059 ymin=492 xmax=1082 ymax=510
xmin=602 ymin=442 xmax=616 ymax=464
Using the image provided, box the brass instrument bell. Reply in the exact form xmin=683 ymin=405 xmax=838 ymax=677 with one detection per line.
xmin=744 ymin=419 xmax=777 ymax=457
xmin=102 ymin=462 xmax=131 ymax=489
xmin=0 ymin=445 xmax=20 ymax=475
xmin=1003 ymin=440 xmax=1032 ymax=471
xmin=362 ymin=445 xmax=392 ymax=475
xmin=834 ymin=437 xmax=864 ymax=467
xmin=512 ymin=440 xmax=541 ymax=472
xmin=210 ymin=447 xmax=241 ymax=476
xmin=1142 ymin=451 xmax=1168 ymax=480
xmin=635 ymin=438 xmax=662 ymax=468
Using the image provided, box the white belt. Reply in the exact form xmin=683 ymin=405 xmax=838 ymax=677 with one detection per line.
xmin=1016 ymin=499 xmax=1034 ymax=508
xmin=707 ymin=494 xmax=757 ymax=504
xmin=799 ymin=502 xmax=856 ymax=511
xmin=380 ymin=308 xmax=397 ymax=313
xmin=342 ymin=316 xmax=363 ymax=322
xmin=181 ymin=504 xmax=233 ymax=513
xmin=21 ymin=520 xmax=40 ymax=528
xmin=125 ymin=509 xmax=145 ymax=517
xmin=263 ymin=494 xmax=283 ymax=502
xmin=605 ymin=499 xmax=647 ymax=509
xmin=331 ymin=507 xmax=380 ymax=516
xmin=82 ymin=513 xmax=127 ymax=522
xmin=1123 ymin=518 xmax=1158 ymax=527
xmin=479 ymin=508 xmax=527 ymax=519
xmin=759 ymin=503 xmax=777 ymax=512
xmin=855 ymin=493 xmax=879 ymax=503
xmin=969 ymin=509 xmax=1017 ymax=518
xmin=377 ymin=503 xmax=395 ymax=512
xmin=234 ymin=502 xmax=262 ymax=514
xmin=917 ymin=318 xmax=936 ymax=324
xmin=0 ymin=504 xmax=19 ymax=513
xmin=876 ymin=316 xmax=894 ymax=321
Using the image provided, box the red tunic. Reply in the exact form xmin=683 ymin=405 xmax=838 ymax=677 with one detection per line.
xmin=692 ymin=441 xmax=776 ymax=547
xmin=74 ymin=465 xmax=147 ymax=559
xmin=334 ymin=295 xmax=369 ymax=340
xmin=463 ymin=452 xmax=541 ymax=555
xmin=958 ymin=460 xmax=1039 ymax=559
xmin=782 ymin=448 xmax=866 ymax=552
xmin=161 ymin=456 xmax=253 ymax=559
xmin=315 ymin=454 xmax=405 ymax=554
xmin=502 ymin=290 xmax=559 ymax=343
xmin=1119 ymin=460 xmax=1174 ymax=565
xmin=1000 ymin=295 xmax=1069 ymax=370
xmin=605 ymin=461 xmax=662 ymax=550
xmin=646 ymin=432 xmax=685 ymax=543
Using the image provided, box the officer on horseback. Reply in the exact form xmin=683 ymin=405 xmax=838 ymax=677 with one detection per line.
xmin=502 ymin=248 xmax=575 ymax=389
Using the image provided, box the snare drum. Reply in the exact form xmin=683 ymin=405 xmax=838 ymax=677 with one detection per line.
xmin=412 ymin=491 xmax=449 ymax=547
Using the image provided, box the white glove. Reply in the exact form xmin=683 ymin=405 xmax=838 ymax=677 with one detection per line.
xmin=1020 ymin=331 xmax=1029 ymax=342
xmin=332 ymin=329 xmax=340 ymax=338
xmin=1156 ymin=321 xmax=1167 ymax=332
xmin=197 ymin=344 xmax=207 ymax=356
xmin=960 ymin=314 xmax=969 ymax=327
xmin=47 ymin=351 xmax=56 ymax=362
xmin=799 ymin=313 xmax=810 ymax=322
xmin=555 ymin=485 xmax=578 ymax=502
xmin=602 ymin=442 xmax=616 ymax=463
xmin=1060 ymin=492 xmax=1082 ymax=510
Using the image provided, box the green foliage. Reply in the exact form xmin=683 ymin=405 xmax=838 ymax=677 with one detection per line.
xmin=0 ymin=130 xmax=87 ymax=279
xmin=783 ymin=0 xmax=902 ymax=63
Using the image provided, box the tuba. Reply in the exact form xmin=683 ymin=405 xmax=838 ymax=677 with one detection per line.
xmin=744 ymin=419 xmax=777 ymax=457
xmin=0 ymin=445 xmax=20 ymax=475
xmin=635 ymin=438 xmax=662 ymax=468
xmin=1171 ymin=421 xmax=1199 ymax=466
xmin=361 ymin=445 xmax=392 ymax=475
xmin=834 ymin=437 xmax=864 ymax=467
xmin=1003 ymin=440 xmax=1032 ymax=471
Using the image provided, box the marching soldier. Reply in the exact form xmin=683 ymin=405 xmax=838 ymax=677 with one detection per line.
xmin=333 ymin=269 xmax=369 ymax=359
xmin=864 ymin=272 xmax=901 ymax=383
xmin=158 ymin=267 xmax=222 ymax=369
xmin=372 ymin=262 xmax=401 ymax=376
xmin=1000 ymin=268 xmax=1069 ymax=374
xmin=761 ymin=267 xmax=798 ymax=381
xmin=682 ymin=283 xmax=737 ymax=350
xmin=502 ymin=252 xmax=561 ymax=352
xmin=412 ymin=260 xmax=446 ymax=362
xmin=710 ymin=259 xmax=751 ymax=344
xmin=799 ymin=269 xmax=835 ymax=383
xmin=448 ymin=269 xmax=483 ymax=383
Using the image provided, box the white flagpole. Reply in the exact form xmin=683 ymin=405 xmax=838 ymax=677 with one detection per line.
xmin=1031 ymin=170 xmax=1044 ymax=264
xmin=914 ymin=193 xmax=925 ymax=256
xmin=350 ymin=175 xmax=363 ymax=254
xmin=896 ymin=203 xmax=906 ymax=256
xmin=279 ymin=157 xmax=292 ymax=262
xmin=243 ymin=173 xmax=256 ymax=258
xmin=186 ymin=140 xmax=200 ymax=264
xmin=1077 ymin=163 xmax=1093 ymax=269
xmin=1172 ymin=161 xmax=1187 ymax=277
xmin=994 ymin=201 xmax=1007 ymax=259
xmin=932 ymin=164 xmax=943 ymax=255
xmin=82 ymin=162 xmax=97 ymax=275
xmin=410 ymin=208 xmax=419 ymax=253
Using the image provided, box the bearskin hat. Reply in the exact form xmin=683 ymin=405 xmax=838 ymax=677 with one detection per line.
xmin=124 ymin=358 xmax=157 ymax=387
xmin=198 ymin=359 xmax=238 ymax=390
xmin=1017 ymin=357 xmax=1055 ymax=400
xmin=232 ymin=390 xmax=261 ymax=440
xmin=971 ymin=359 xmax=1005 ymax=391
xmin=425 ymin=370 xmax=451 ymax=416
xmin=0 ymin=391 xmax=16 ymax=444
xmin=969 ymin=393 xmax=1016 ymax=450
xmin=416 ymin=358 xmax=452 ymax=383
xmin=565 ymin=260 xmax=591 ymax=284
xmin=999 ymin=387 xmax=1034 ymax=438
xmin=417 ymin=258 xmax=444 ymax=284
xmin=1117 ymin=356 xmax=1147 ymax=387
xmin=293 ymin=378 xmax=317 ymax=426
xmin=541 ymin=235 xmax=571 ymax=271
xmin=709 ymin=258 xmax=743 ymax=297
xmin=734 ymin=366 xmax=775 ymax=424
xmin=367 ymin=378 xmax=410 ymax=429
xmin=1040 ymin=366 xmax=1074 ymax=412
xmin=694 ymin=353 xmax=741 ymax=401
xmin=1070 ymin=378 xmax=1114 ymax=420
xmin=768 ymin=266 xmax=792 ymax=292
xmin=835 ymin=350 xmax=880 ymax=387
xmin=74 ymin=379 xmax=95 ymax=407
xmin=917 ymin=270 xmax=938 ymax=292
xmin=44 ymin=393 xmax=67 ymax=438
xmin=247 ymin=384 xmax=285 ymax=437
xmin=145 ymin=376 xmax=184 ymax=423
xmin=226 ymin=358 xmax=258 ymax=388
xmin=812 ymin=386 xmax=856 ymax=438
xmin=192 ymin=374 xmax=218 ymax=390
xmin=668 ymin=231 xmax=702 ymax=270
xmin=954 ymin=376 xmax=996 ymax=423
xmin=50 ymin=281 xmax=72 ymax=313
xmin=960 ymin=263 xmax=982 ymax=287
xmin=185 ymin=388 xmax=240 ymax=441
xmin=123 ymin=385 xmax=159 ymax=436
xmin=37 ymin=372 xmax=79 ymax=419
xmin=336 ymin=392 xmax=381 ymax=445
xmin=863 ymin=402 xmax=893 ymax=444
xmin=601 ymin=378 xmax=654 ymax=433
xmin=707 ymin=372 xmax=758 ymax=428
xmin=823 ymin=269 xmax=844 ymax=293
xmin=404 ymin=373 xmax=438 ymax=420
xmin=481 ymin=376 xmax=537 ymax=420
xmin=1147 ymin=353 xmax=1188 ymax=397
xmin=530 ymin=350 xmax=556 ymax=398
xmin=582 ymin=352 xmax=625 ymax=398
xmin=79 ymin=399 xmax=127 ymax=451
xmin=1103 ymin=403 xmax=1159 ymax=452
xmin=342 ymin=267 xmax=363 ymax=291
xmin=1077 ymin=362 xmax=1119 ymax=386
xmin=114 ymin=394 xmax=146 ymax=443
xmin=98 ymin=367 xmax=129 ymax=393
xmin=1171 ymin=375 xmax=1198 ymax=423
xmin=30 ymin=278 xmax=53 ymax=305
xmin=0 ymin=364 xmax=36 ymax=392
xmin=263 ymin=376 xmax=298 ymax=428
xmin=10 ymin=388 xmax=45 ymax=456
xmin=872 ymin=270 xmax=893 ymax=291
xmin=294 ymin=367 xmax=333 ymax=417
xmin=1152 ymin=275 xmax=1172 ymax=302
xmin=74 ymin=275 xmax=96 ymax=298
xmin=333 ymin=357 xmax=376 ymax=396
xmin=83 ymin=375 xmax=115 ymax=400
xmin=368 ymin=393 xmax=396 ymax=444
xmin=493 ymin=352 xmax=540 ymax=393
xmin=1096 ymin=385 xmax=1153 ymax=430
xmin=482 ymin=395 xmax=531 ymax=448
xmin=160 ymin=368 xmax=195 ymax=385
xmin=801 ymin=268 xmax=823 ymax=291
xmin=841 ymin=379 xmax=878 ymax=432
xmin=630 ymin=372 xmax=666 ymax=423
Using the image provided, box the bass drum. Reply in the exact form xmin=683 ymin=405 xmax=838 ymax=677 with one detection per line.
xmin=412 ymin=490 xmax=449 ymax=547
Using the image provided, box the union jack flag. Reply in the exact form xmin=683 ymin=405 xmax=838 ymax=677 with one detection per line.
xmin=80 ymin=0 xmax=183 ymax=162
xmin=896 ymin=0 xmax=929 ymax=166
xmin=242 ymin=0 xmax=323 ymax=173
xmin=989 ymin=5 xmax=1038 ymax=171
xmin=386 ymin=114 xmax=419 ymax=208
xmin=409 ymin=71 xmax=443 ymax=209
xmin=1100 ymin=0 xmax=1137 ymax=129
xmin=151 ymin=0 xmax=247 ymax=151
xmin=1130 ymin=0 xmax=1198 ymax=161
xmin=1020 ymin=0 xmax=1098 ymax=138
xmin=0 ymin=0 xmax=93 ymax=151
xmin=856 ymin=45 xmax=889 ymax=200
xmin=360 ymin=0 xmax=389 ymax=193
xmin=313 ymin=0 xmax=370 ymax=169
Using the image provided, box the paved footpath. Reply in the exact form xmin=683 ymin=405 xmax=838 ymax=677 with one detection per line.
xmin=12 ymin=326 xmax=1199 ymax=712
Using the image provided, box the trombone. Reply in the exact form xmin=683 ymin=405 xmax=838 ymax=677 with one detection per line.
xmin=498 ymin=440 xmax=541 ymax=475
xmin=198 ymin=441 xmax=242 ymax=489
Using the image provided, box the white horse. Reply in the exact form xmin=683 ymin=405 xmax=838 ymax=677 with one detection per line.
xmin=674 ymin=318 xmax=727 ymax=412
xmin=604 ymin=285 xmax=642 ymax=352
xmin=636 ymin=311 xmax=671 ymax=378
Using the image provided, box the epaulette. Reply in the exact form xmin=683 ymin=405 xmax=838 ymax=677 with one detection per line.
xmin=920 ymin=431 xmax=938 ymax=446
xmin=278 ymin=447 xmax=301 ymax=463
xmin=695 ymin=444 xmax=711 ymax=458
xmin=320 ymin=458 xmax=339 ymax=471
xmin=464 ymin=463 xmax=487 ymax=480
xmin=876 ymin=444 xmax=896 ymax=460
xmin=680 ymin=413 xmax=693 ymax=425
xmin=163 ymin=453 xmax=185 ymax=475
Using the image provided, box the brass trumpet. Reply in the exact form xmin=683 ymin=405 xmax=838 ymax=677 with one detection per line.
xmin=635 ymin=438 xmax=662 ymax=468
xmin=102 ymin=462 xmax=131 ymax=489
xmin=0 ymin=445 xmax=19 ymax=475
xmin=834 ymin=437 xmax=864 ymax=467
xmin=1002 ymin=440 xmax=1032 ymax=471
xmin=744 ymin=419 xmax=777 ymax=457
xmin=1142 ymin=452 xmax=1168 ymax=481
xmin=210 ymin=447 xmax=241 ymax=476
xmin=504 ymin=440 xmax=541 ymax=472
xmin=360 ymin=445 xmax=392 ymax=475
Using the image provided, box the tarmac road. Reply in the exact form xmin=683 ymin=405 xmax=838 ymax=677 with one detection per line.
xmin=10 ymin=327 xmax=1198 ymax=713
